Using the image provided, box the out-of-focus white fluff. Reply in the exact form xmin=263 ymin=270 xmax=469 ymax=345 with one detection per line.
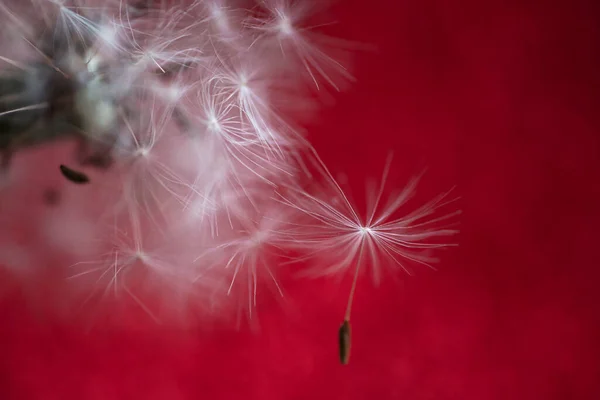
xmin=0 ymin=0 xmax=459 ymax=325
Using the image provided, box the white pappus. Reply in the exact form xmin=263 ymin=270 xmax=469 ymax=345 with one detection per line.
xmin=0 ymin=0 xmax=459 ymax=331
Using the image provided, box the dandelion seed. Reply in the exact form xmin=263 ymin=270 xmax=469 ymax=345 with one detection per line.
xmin=338 ymin=319 xmax=351 ymax=365
xmin=278 ymin=151 xmax=459 ymax=338
xmin=60 ymin=164 xmax=90 ymax=184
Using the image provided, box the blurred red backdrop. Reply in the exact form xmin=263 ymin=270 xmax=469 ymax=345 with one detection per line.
xmin=2 ymin=0 xmax=600 ymax=399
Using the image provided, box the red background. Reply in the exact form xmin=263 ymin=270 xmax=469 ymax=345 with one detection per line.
xmin=2 ymin=0 xmax=600 ymax=398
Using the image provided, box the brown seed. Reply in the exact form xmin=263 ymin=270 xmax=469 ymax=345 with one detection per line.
xmin=339 ymin=319 xmax=351 ymax=365
xmin=59 ymin=164 xmax=90 ymax=184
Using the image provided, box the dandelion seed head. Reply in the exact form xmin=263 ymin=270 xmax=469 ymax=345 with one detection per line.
xmin=0 ymin=0 xmax=457 ymax=326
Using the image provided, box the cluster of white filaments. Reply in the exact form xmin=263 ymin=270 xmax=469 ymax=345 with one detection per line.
xmin=0 ymin=0 xmax=459 ymax=324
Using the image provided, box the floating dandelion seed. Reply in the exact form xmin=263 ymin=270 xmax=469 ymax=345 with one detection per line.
xmin=278 ymin=152 xmax=460 ymax=362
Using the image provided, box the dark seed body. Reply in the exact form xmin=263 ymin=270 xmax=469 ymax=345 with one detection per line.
xmin=339 ymin=320 xmax=351 ymax=365
xmin=60 ymin=164 xmax=90 ymax=184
